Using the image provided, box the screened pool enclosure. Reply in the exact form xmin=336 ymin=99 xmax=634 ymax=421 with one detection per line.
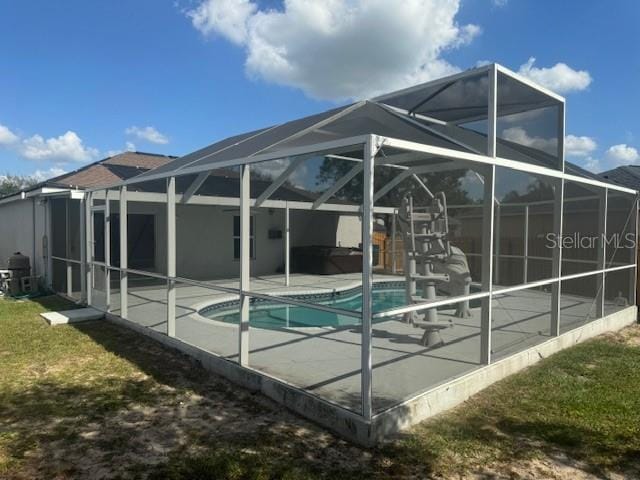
xmin=52 ymin=64 xmax=638 ymax=442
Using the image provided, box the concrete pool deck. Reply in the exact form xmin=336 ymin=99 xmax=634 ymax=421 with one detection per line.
xmin=95 ymin=273 xmax=632 ymax=415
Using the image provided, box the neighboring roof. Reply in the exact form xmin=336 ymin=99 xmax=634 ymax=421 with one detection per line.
xmin=599 ymin=165 xmax=640 ymax=190
xmin=565 ymin=161 xmax=602 ymax=181
xmin=1 ymin=151 xmax=176 ymax=201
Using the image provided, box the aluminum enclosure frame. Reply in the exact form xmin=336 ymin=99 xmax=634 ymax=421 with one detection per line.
xmin=61 ymin=64 xmax=638 ymax=442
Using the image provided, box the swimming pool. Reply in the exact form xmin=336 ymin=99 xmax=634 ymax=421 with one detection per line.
xmin=200 ymin=282 xmax=475 ymax=330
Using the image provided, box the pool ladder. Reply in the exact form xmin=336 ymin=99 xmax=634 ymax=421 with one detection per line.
xmin=398 ymin=193 xmax=453 ymax=347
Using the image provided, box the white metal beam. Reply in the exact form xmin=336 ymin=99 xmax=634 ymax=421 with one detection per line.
xmin=123 ymin=190 xmax=396 ymax=214
xmin=372 ymin=170 xmax=411 ymax=204
xmin=380 ymin=136 xmax=637 ymax=195
xmin=377 ymin=102 xmax=485 ymax=155
xmin=254 ymin=157 xmax=303 ymax=207
xmin=411 ymin=174 xmax=434 ymax=199
xmin=180 ymin=171 xmax=209 ymax=204
xmin=311 ymin=163 xmax=363 ymax=209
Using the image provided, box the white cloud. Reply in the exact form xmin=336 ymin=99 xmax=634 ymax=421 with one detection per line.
xmin=125 ymin=126 xmax=169 ymax=144
xmin=188 ymin=0 xmax=481 ymax=100
xmin=21 ymin=131 xmax=99 ymax=162
xmin=565 ymin=134 xmax=597 ymax=157
xmin=605 ymin=144 xmax=640 ymax=165
xmin=188 ymin=0 xmax=257 ymax=45
xmin=517 ymin=57 xmax=592 ymax=94
xmin=501 ymin=126 xmax=557 ymax=154
xmin=0 ymin=124 xmax=19 ymax=145
xmin=31 ymin=166 xmax=67 ymax=182
xmin=580 ymin=157 xmax=601 ymax=172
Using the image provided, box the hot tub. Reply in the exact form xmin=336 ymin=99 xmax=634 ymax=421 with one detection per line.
xmin=291 ymin=246 xmax=363 ymax=275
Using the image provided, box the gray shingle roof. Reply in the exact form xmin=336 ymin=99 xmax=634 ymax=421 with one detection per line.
xmin=599 ymin=165 xmax=640 ymax=190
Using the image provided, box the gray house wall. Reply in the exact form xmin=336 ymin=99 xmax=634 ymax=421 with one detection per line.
xmin=0 ymin=198 xmax=47 ymax=280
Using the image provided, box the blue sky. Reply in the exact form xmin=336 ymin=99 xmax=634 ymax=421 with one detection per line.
xmin=1 ymin=0 xmax=639 ymax=179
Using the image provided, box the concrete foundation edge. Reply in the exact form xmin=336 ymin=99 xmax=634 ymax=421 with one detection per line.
xmin=371 ymin=306 xmax=638 ymax=443
xmin=103 ymin=306 xmax=637 ymax=447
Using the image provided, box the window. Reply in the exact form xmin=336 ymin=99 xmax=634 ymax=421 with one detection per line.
xmin=233 ymin=215 xmax=255 ymax=259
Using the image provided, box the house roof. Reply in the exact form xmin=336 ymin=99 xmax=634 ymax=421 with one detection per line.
xmin=1 ymin=151 xmax=175 ymax=201
xmin=599 ymin=165 xmax=640 ymax=190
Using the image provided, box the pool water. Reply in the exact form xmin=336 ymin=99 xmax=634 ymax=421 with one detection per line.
xmin=208 ymin=288 xmax=406 ymax=329
xmin=204 ymin=284 xmax=474 ymax=329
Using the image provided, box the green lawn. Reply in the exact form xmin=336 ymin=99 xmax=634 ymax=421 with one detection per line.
xmin=1 ymin=295 xmax=639 ymax=479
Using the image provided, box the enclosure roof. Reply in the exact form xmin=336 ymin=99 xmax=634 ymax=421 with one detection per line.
xmin=133 ymin=64 xmax=574 ymax=184
xmin=135 ymin=100 xmax=482 ymax=180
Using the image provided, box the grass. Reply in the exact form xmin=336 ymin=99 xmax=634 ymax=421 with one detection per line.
xmin=0 ymin=295 xmax=639 ymax=479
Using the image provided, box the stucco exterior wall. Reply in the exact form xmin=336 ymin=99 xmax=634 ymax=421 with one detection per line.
xmin=0 ymin=197 xmax=48 ymax=287
xmin=174 ymin=206 xmax=362 ymax=281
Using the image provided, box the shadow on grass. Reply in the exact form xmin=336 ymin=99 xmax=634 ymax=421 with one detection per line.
xmin=1 ymin=307 xmax=371 ymax=479
xmin=4 ymin=295 xmax=639 ymax=479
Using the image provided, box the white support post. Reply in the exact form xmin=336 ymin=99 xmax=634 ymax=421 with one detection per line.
xmin=167 ymin=177 xmax=176 ymax=337
xmin=480 ymin=165 xmax=496 ymax=365
xmin=65 ymin=200 xmax=72 ymax=297
xmin=494 ymin=203 xmax=501 ymax=285
xmin=488 ymin=64 xmax=497 ymax=158
xmin=631 ymin=197 xmax=638 ymax=305
xmin=596 ymin=188 xmax=607 ymax=317
xmin=104 ymin=191 xmax=111 ymax=311
xmin=46 ymin=200 xmax=53 ymax=289
xmin=239 ymin=164 xmax=251 ymax=366
xmin=80 ymin=196 xmax=87 ymax=303
xmin=361 ymin=136 xmax=376 ymax=420
xmin=523 ymin=205 xmax=529 ymax=284
xmin=85 ymin=192 xmax=92 ymax=305
xmin=481 ymin=65 xmax=497 ymax=365
xmin=558 ymin=101 xmax=566 ymax=172
xmin=120 ymin=186 xmax=128 ymax=319
xmin=284 ymin=202 xmax=290 ymax=287
xmin=550 ymin=178 xmax=564 ymax=336
xmin=391 ymin=211 xmax=397 ymax=274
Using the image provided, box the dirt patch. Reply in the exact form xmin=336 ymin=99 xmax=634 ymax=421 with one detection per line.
xmin=7 ymin=327 xmax=369 ymax=479
xmin=602 ymin=323 xmax=640 ymax=346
